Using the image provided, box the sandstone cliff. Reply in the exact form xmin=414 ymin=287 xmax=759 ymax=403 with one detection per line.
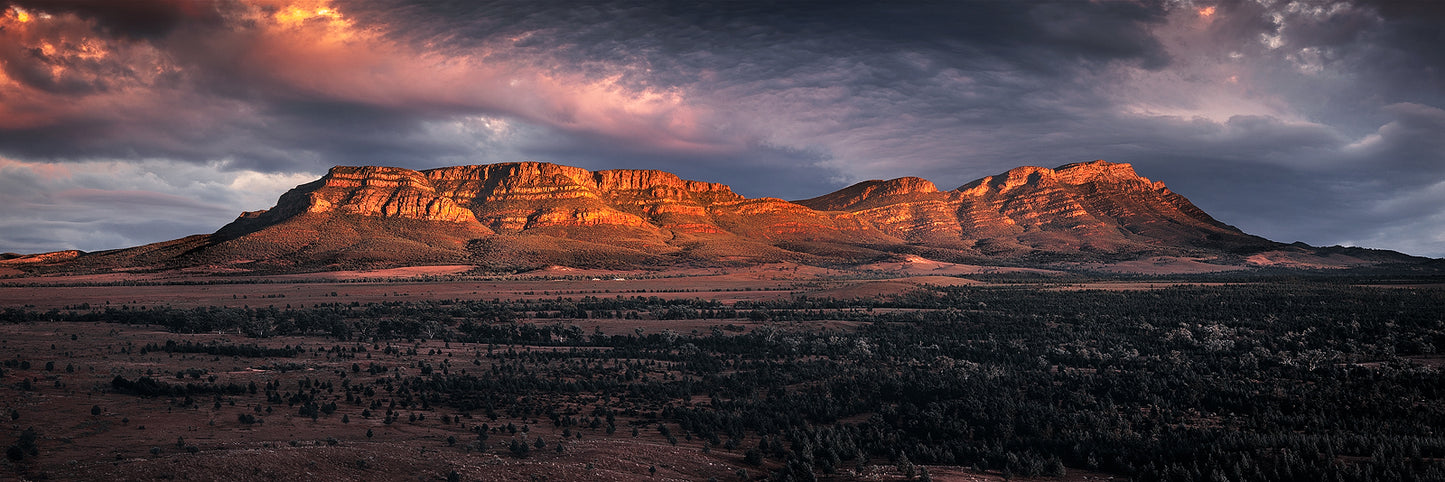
xmin=798 ymin=160 xmax=1267 ymax=256
xmin=18 ymin=159 xmax=1301 ymax=274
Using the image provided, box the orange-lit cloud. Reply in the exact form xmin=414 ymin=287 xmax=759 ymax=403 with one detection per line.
xmin=273 ymin=3 xmax=344 ymax=27
xmin=2 ymin=0 xmax=1443 ymax=259
xmin=229 ymin=0 xmax=721 ymax=154
xmin=0 ymin=0 xmax=724 ymax=157
xmin=9 ymin=6 xmax=30 ymax=23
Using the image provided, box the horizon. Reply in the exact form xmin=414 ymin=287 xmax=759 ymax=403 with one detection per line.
xmin=2 ymin=157 xmax=1417 ymax=261
xmin=1 ymin=0 xmax=1442 ymax=257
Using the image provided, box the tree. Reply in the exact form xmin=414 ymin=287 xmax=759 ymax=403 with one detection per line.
xmin=744 ymin=448 xmax=764 ymax=466
xmin=509 ymin=439 xmax=530 ymax=457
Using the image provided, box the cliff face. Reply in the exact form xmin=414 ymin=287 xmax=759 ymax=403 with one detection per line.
xmin=232 ymin=162 xmax=882 ymax=242
xmin=288 ymin=166 xmax=479 ymax=223
xmin=206 ymin=162 xmax=895 ymax=270
xmin=179 ymin=160 xmax=1276 ymax=270
xmin=951 ymin=161 xmax=1255 ymax=253
xmin=418 ymin=163 xmax=743 ymax=233
xmin=800 ymin=160 xmax=1267 ymax=254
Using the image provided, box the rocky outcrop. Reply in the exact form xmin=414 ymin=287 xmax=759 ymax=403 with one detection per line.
xmin=952 ymin=161 xmax=1250 ymax=252
xmin=23 ymin=159 xmax=1437 ymax=276
xmin=232 ymin=166 xmax=480 ymax=228
xmin=417 ymin=163 xmax=743 ymax=232
xmin=224 ymin=160 xmax=1266 ymax=257
xmin=797 ymin=177 xmax=941 ymax=211
xmin=806 ymin=160 xmax=1268 ymax=254
xmin=68 ymin=159 xmax=1283 ymax=272
xmin=796 ymin=177 xmax=961 ymax=242
xmin=229 ymin=162 xmax=883 ymax=243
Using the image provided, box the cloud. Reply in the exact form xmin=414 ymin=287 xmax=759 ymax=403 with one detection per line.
xmin=2 ymin=0 xmax=220 ymax=40
xmin=0 ymin=157 xmax=316 ymax=252
xmin=1340 ymin=178 xmax=1445 ymax=258
xmin=0 ymin=0 xmax=1441 ymax=257
xmin=1343 ymin=103 xmax=1445 ymax=175
xmin=0 ymin=0 xmax=730 ymax=172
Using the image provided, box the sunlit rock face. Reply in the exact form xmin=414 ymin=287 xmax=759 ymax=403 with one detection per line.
xmin=420 ymin=162 xmax=743 ymax=232
xmin=301 ymin=166 xmax=478 ymax=223
xmin=952 ymin=161 xmax=1250 ymax=253
xmin=39 ymin=159 xmax=1281 ymax=273
xmin=803 ymin=160 xmax=1265 ymax=255
xmin=241 ymin=162 xmax=881 ymax=242
xmin=796 ymin=177 xmax=962 ymax=242
xmin=235 ymin=160 xmax=1264 ymax=258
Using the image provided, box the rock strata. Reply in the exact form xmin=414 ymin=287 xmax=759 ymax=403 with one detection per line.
xmin=30 ymin=159 xmax=1287 ymax=273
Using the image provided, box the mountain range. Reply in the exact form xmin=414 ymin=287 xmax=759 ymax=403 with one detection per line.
xmin=1 ymin=160 xmax=1431 ymax=276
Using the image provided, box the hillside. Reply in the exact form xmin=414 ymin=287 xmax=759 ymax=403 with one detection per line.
xmin=5 ymin=160 xmax=1432 ymax=275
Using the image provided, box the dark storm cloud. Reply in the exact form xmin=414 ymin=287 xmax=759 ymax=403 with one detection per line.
xmin=517 ymin=129 xmax=839 ymax=200
xmin=0 ymin=0 xmax=1178 ymax=176
xmin=2 ymin=0 xmax=220 ymax=40
xmin=1354 ymin=1 xmax=1445 ymax=99
xmin=374 ymin=0 xmax=1174 ymax=91
xmin=0 ymin=0 xmax=1441 ymax=257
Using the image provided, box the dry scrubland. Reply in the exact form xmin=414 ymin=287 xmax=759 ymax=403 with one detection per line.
xmin=2 ymin=267 xmax=1444 ymax=481
xmin=0 ymin=270 xmax=1096 ymax=481
xmin=2 ymin=321 xmax=1118 ymax=482
xmin=0 ymin=322 xmax=802 ymax=481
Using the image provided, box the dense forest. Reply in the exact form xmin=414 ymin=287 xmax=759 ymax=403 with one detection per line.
xmin=5 ymin=283 xmax=1444 ymax=480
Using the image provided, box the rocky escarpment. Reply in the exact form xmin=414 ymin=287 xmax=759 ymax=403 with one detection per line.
xmin=796 ymin=177 xmax=961 ymax=243
xmin=420 ymin=163 xmax=744 ymax=233
xmin=798 ymin=177 xmax=941 ymax=211
xmin=229 ymin=166 xmax=479 ymax=227
xmin=953 ymin=161 xmax=1261 ymax=253
xmin=20 ymin=159 xmax=1302 ymax=274
xmin=209 ymin=160 xmax=1273 ymax=267
xmin=801 ymin=160 xmax=1270 ymax=255
xmin=196 ymin=162 xmax=898 ymax=270
xmin=226 ymin=162 xmax=881 ymax=244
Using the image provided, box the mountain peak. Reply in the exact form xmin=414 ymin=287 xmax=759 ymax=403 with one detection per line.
xmin=795 ymin=177 xmax=941 ymax=211
xmin=28 ymin=159 xmax=1303 ymax=274
xmin=956 ymin=160 xmax=1164 ymax=195
xmin=1053 ymin=160 xmax=1161 ymax=187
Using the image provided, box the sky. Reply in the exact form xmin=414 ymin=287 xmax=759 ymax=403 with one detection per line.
xmin=0 ymin=0 xmax=1441 ymax=258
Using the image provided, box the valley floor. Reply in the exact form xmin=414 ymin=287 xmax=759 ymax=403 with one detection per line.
xmin=2 ymin=271 xmax=1443 ymax=481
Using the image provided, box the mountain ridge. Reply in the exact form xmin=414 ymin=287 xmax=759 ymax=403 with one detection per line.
xmin=4 ymin=160 xmax=1434 ymax=276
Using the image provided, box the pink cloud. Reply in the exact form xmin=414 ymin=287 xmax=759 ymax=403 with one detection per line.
xmin=0 ymin=157 xmax=72 ymax=181
xmin=0 ymin=1 xmax=737 ymax=158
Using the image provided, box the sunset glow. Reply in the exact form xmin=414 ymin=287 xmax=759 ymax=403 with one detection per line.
xmin=274 ymin=3 xmax=346 ymax=28
xmin=1 ymin=5 xmax=1443 ymax=482
xmin=0 ymin=0 xmax=1440 ymax=258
